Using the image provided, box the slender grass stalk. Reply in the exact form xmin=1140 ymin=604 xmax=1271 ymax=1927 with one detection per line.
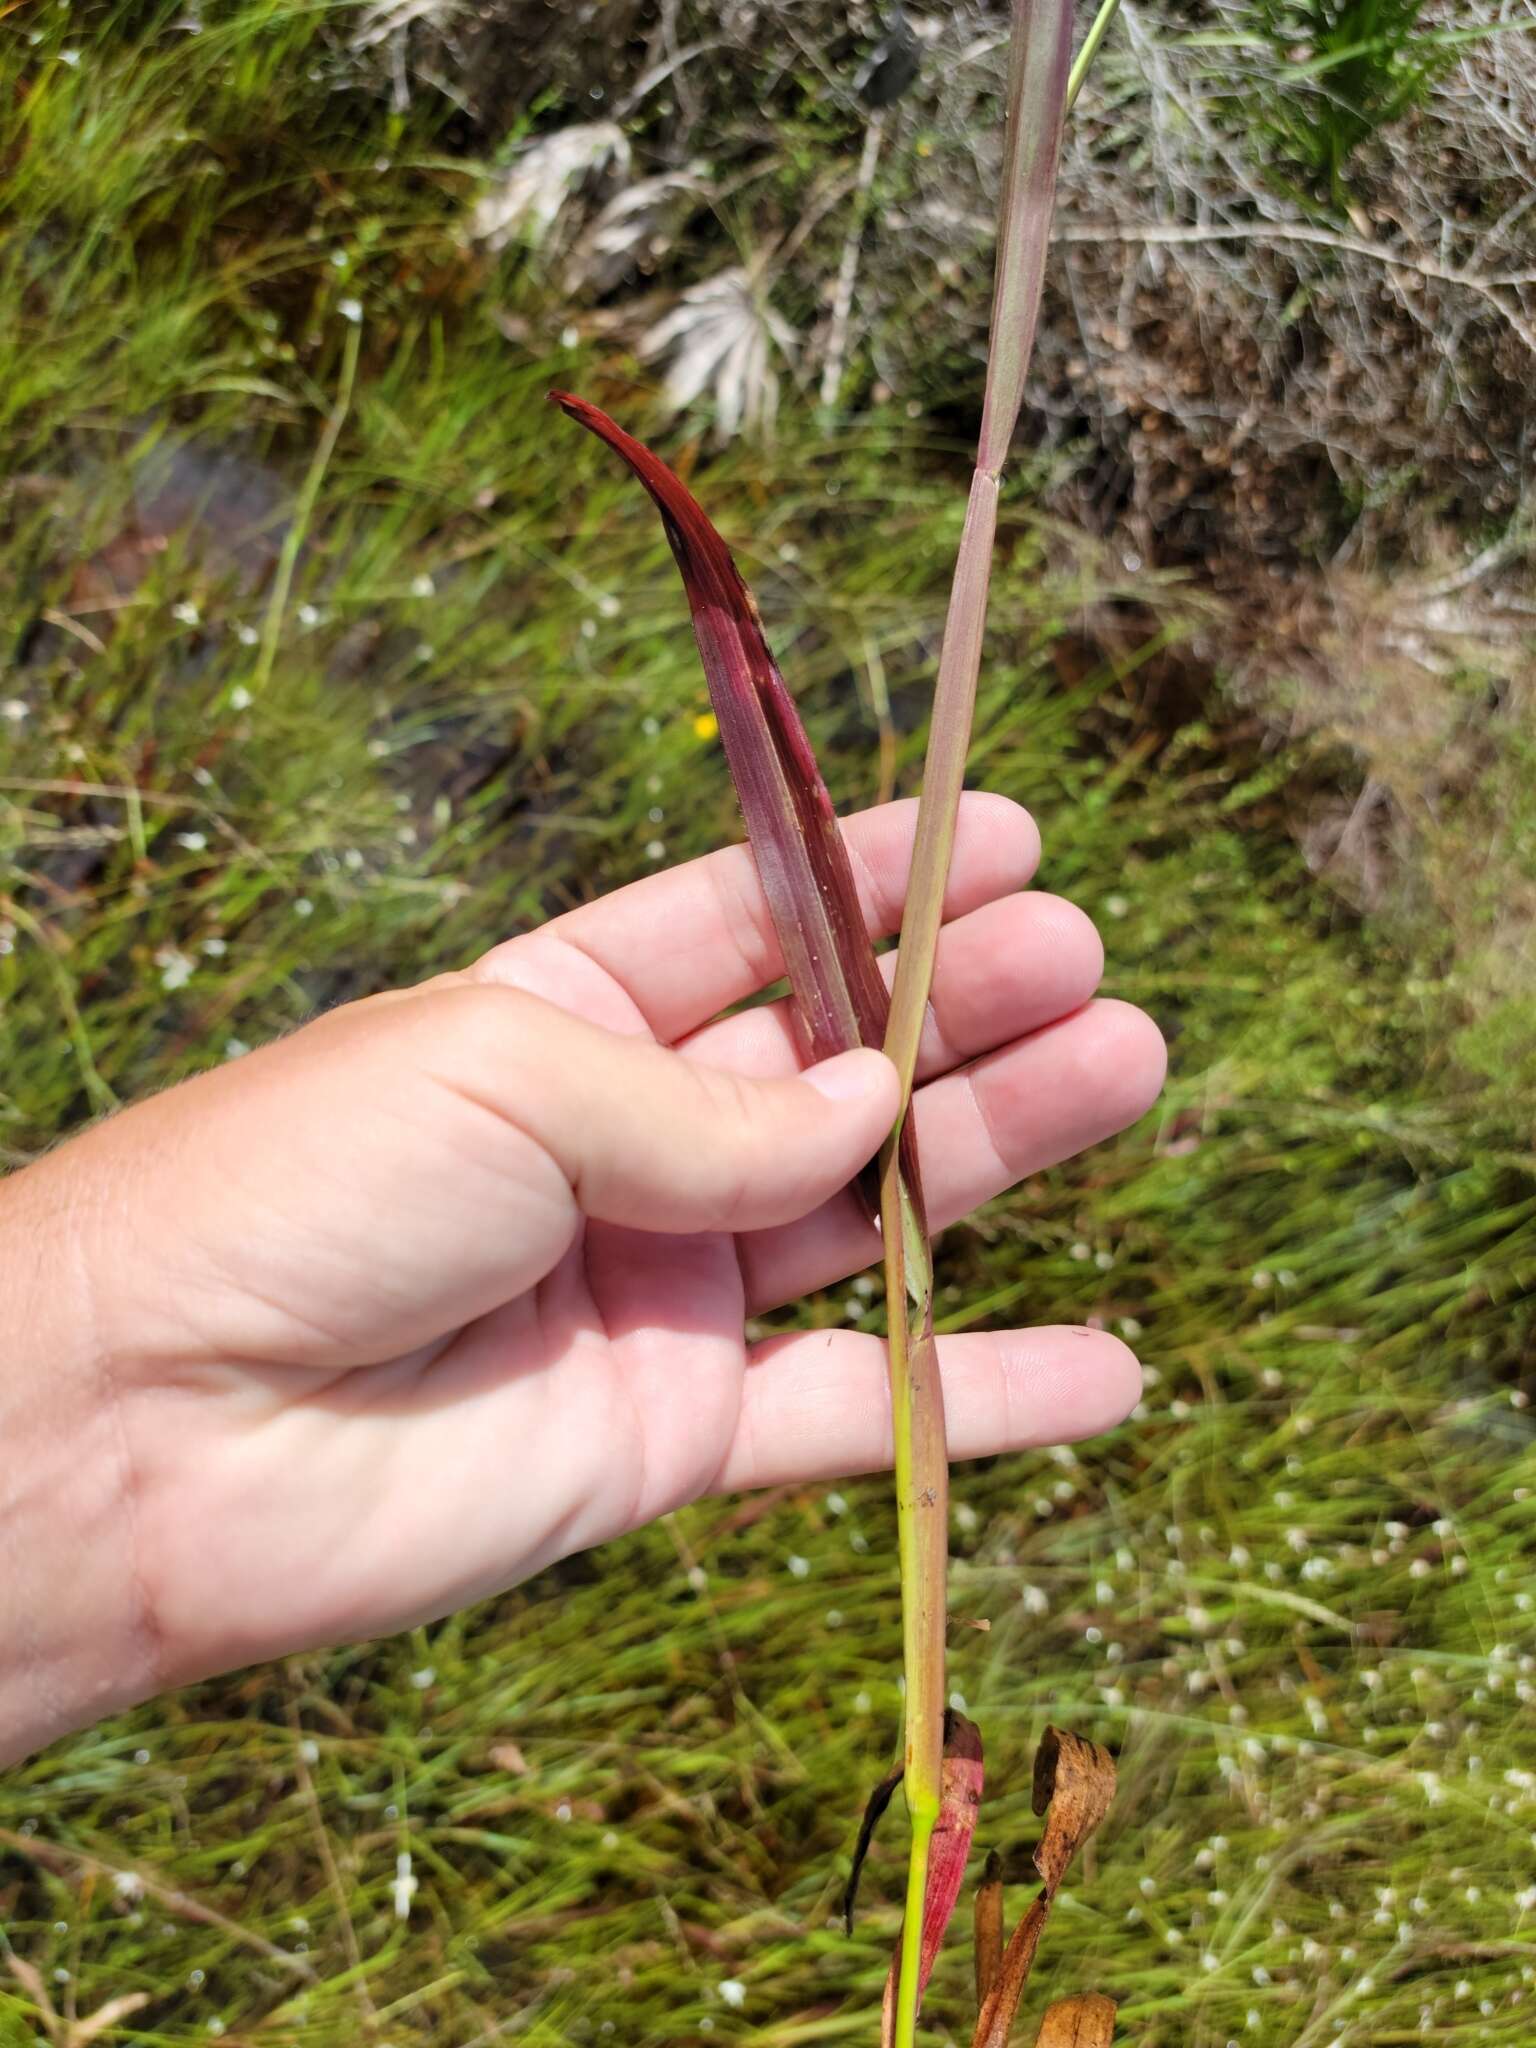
xmin=1067 ymin=0 xmax=1124 ymax=109
xmin=254 ymin=318 xmax=360 ymax=695
xmin=878 ymin=5 xmax=1074 ymax=2042
xmin=820 ymin=112 xmax=887 ymax=411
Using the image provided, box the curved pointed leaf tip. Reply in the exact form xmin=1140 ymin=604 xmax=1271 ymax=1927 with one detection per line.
xmin=551 ymin=390 xmax=890 ymax=1072
xmin=553 ymin=391 xmax=928 ymax=1226
xmin=845 ymin=1763 xmax=906 ymax=1936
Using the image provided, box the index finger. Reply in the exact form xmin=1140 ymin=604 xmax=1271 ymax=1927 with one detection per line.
xmin=472 ymin=792 xmax=1041 ymax=1046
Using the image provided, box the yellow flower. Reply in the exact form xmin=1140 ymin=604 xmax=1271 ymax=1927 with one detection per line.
xmin=692 ymin=711 xmax=718 ymax=742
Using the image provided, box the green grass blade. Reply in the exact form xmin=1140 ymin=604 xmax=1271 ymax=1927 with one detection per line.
xmin=1067 ymin=0 xmax=1124 ymax=108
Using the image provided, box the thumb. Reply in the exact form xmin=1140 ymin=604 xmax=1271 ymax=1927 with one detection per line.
xmin=70 ymin=980 xmax=897 ymax=1373
xmin=427 ymin=981 xmax=899 ymax=1236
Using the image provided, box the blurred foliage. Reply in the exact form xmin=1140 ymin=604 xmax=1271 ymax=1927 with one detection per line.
xmin=1 ymin=4 xmax=1534 ymax=2046
xmin=1240 ymin=0 xmax=1450 ymax=202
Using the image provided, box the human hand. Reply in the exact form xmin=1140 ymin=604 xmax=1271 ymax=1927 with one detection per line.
xmin=1 ymin=794 xmax=1163 ymax=1758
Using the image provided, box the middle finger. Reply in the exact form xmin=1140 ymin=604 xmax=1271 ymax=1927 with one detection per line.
xmin=680 ymin=889 xmax=1104 ymax=1087
xmin=739 ymin=995 xmax=1168 ymax=1312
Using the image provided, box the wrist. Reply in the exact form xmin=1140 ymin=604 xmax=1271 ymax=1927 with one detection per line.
xmin=0 ymin=1146 xmax=166 ymax=1762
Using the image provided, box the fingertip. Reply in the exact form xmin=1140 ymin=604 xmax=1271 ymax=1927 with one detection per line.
xmin=1036 ymin=892 xmax=1106 ymax=995
xmin=803 ymin=1046 xmax=899 ymax=1108
xmin=951 ymin=791 xmax=1042 ymax=893
xmin=1047 ymin=1325 xmax=1144 ymax=1439
xmin=1072 ymin=997 xmax=1168 ymax=1123
xmin=951 ymin=1323 xmax=1143 ymax=1457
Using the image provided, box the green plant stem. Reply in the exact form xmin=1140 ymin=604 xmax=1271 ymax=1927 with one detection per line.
xmin=255 ymin=318 xmax=361 ymax=695
xmin=1067 ymin=0 xmax=1124 ymax=108
xmin=894 ymin=1798 xmax=937 ymax=2038
xmin=3 ymin=898 xmax=117 ymax=1116
xmin=881 ymin=1226 xmax=949 ymax=2045
xmin=877 ymin=474 xmax=998 ymax=2048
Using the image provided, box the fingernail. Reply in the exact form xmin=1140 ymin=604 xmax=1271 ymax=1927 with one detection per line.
xmin=804 ymin=1048 xmax=893 ymax=1103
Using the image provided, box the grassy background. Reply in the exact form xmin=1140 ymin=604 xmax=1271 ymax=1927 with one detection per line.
xmin=3 ymin=4 xmax=1535 ymax=2044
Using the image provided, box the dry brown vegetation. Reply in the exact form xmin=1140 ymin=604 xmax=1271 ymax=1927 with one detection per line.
xmin=352 ymin=0 xmax=1535 ymax=1089
xmin=357 ymin=3 xmax=1535 ymax=557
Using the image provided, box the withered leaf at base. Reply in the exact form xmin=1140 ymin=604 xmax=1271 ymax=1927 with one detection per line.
xmin=973 ymin=1847 xmax=1004 ymax=2008
xmin=970 ymin=1728 xmax=1116 ymax=2048
xmin=880 ymin=1713 xmax=984 ymax=2047
xmin=1034 ymin=1994 xmax=1116 ymax=2046
xmin=844 ymin=1763 xmax=906 ymax=1936
xmin=1030 ymin=1728 xmax=1116 ymax=1895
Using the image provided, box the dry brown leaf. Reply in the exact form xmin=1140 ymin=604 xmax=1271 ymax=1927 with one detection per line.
xmin=1030 ymin=1728 xmax=1116 ymax=1894
xmin=972 ymin=1897 xmax=1048 ymax=2048
xmin=1034 ymin=1993 xmax=1116 ymax=2046
xmin=970 ymin=1728 xmax=1117 ymax=2048
xmin=9 ymin=1952 xmax=152 ymax=2046
xmin=7 ymin=1954 xmax=60 ymax=2040
xmin=842 ymin=1761 xmax=906 ymax=1935
xmin=70 ymin=1993 xmax=152 ymax=2046
xmin=974 ymin=1847 xmax=1004 ymax=2007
